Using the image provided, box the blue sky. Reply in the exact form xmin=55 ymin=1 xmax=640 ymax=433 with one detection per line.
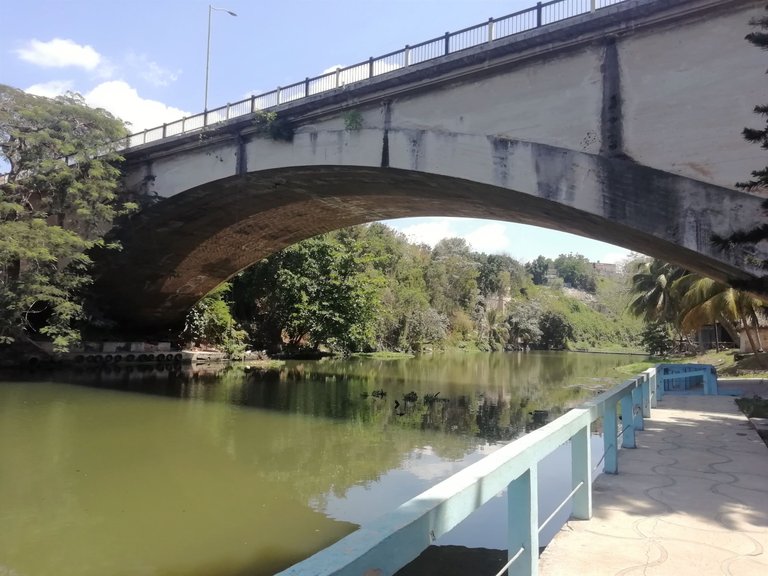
xmin=1 ymin=0 xmax=632 ymax=264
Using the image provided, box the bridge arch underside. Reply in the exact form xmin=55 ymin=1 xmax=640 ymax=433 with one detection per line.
xmin=97 ymin=157 xmax=766 ymax=332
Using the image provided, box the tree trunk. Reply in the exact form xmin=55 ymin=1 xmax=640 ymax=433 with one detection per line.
xmin=740 ymin=313 xmax=760 ymax=354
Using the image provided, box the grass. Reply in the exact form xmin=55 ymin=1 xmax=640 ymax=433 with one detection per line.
xmin=735 ymin=396 xmax=768 ymax=418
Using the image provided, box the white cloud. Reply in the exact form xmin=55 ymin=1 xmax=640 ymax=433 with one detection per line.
xmin=598 ymin=251 xmax=630 ymax=264
xmin=321 ymin=64 xmax=344 ymax=74
xmin=25 ymin=79 xmax=189 ymax=133
xmin=464 ymin=222 xmax=514 ymax=254
xmin=398 ymin=219 xmax=457 ymax=247
xmin=16 ymin=38 xmax=102 ymax=70
xmin=25 ymin=80 xmax=74 ymax=98
xmin=125 ymin=53 xmax=180 ymax=87
xmin=85 ymin=81 xmax=189 ymax=131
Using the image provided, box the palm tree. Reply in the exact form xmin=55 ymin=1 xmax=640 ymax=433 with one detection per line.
xmin=628 ymin=259 xmax=687 ymax=329
xmin=676 ymin=274 xmax=767 ymax=354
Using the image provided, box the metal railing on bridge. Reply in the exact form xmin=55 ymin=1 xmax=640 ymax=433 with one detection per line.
xmin=275 ymin=363 xmax=715 ymax=576
xmin=122 ymin=0 xmax=627 ymax=150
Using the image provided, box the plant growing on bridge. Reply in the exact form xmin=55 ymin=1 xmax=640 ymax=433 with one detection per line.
xmin=251 ymin=110 xmax=294 ymax=141
xmin=343 ymin=109 xmax=364 ymax=131
xmin=0 ymin=85 xmax=130 ymax=350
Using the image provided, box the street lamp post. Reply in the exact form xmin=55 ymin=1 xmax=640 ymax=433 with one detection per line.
xmin=205 ymin=4 xmax=237 ymax=111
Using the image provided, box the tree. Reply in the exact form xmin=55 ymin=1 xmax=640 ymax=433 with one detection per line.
xmin=627 ymin=259 xmax=687 ymax=329
xmin=426 ymin=237 xmax=478 ymax=317
xmin=553 ymin=253 xmax=597 ymax=293
xmin=526 ymin=255 xmax=552 ymax=285
xmin=712 ymin=7 xmax=768 ymax=288
xmin=0 ymin=85 xmax=129 ymax=350
xmin=181 ymin=283 xmax=247 ymax=358
xmin=538 ymin=311 xmax=574 ymax=349
xmin=505 ymin=300 xmax=543 ymax=349
xmin=639 ymin=322 xmax=674 ymax=357
xmin=231 ymin=232 xmax=382 ymax=353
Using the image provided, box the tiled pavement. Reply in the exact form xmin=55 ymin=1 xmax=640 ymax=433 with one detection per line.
xmin=539 ymin=395 xmax=768 ymax=576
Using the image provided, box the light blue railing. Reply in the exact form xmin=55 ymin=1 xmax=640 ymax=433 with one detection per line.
xmin=121 ymin=0 xmax=628 ymax=150
xmin=276 ymin=363 xmax=715 ymax=576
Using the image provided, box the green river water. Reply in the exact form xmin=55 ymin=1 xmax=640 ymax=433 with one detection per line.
xmin=0 ymin=351 xmax=641 ymax=576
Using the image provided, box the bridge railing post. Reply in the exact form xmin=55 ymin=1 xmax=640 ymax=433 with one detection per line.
xmin=488 ymin=17 xmax=494 ymax=43
xmin=226 ymin=103 xmax=231 ymax=120
xmin=508 ymin=467 xmax=538 ymax=576
xmin=632 ymin=382 xmax=644 ymax=432
xmin=161 ymin=123 xmax=167 ymax=138
xmin=368 ymin=57 xmax=374 ymax=78
xmin=276 ymin=86 xmax=281 ymax=105
xmin=571 ymin=423 xmax=592 ymax=520
xmin=642 ymin=372 xmax=651 ymax=416
xmin=250 ymin=95 xmax=256 ymax=113
xmin=444 ymin=31 xmax=450 ymax=55
xmin=620 ymin=393 xmax=635 ymax=448
xmin=591 ymin=0 xmax=597 ymax=12
xmin=404 ymin=45 xmax=411 ymax=66
xmin=536 ymin=2 xmax=543 ymax=27
xmin=603 ymin=400 xmax=618 ymax=474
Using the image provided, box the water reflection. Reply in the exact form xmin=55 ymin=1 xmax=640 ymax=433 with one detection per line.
xmin=0 ymin=352 xmax=640 ymax=576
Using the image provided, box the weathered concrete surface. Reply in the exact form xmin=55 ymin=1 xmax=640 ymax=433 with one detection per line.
xmin=539 ymin=395 xmax=768 ymax=576
xmin=100 ymin=0 xmax=768 ymax=331
xmin=98 ymin=137 xmax=768 ymax=330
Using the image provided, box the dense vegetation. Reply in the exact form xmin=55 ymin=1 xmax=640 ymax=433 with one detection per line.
xmin=0 ymin=85 xmax=130 ymax=350
xmin=184 ymin=223 xmax=643 ymax=356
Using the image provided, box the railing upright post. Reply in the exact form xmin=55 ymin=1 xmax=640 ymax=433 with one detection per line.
xmin=304 ymin=77 xmax=310 ymax=97
xmin=507 ymin=468 xmax=539 ymax=576
xmin=276 ymin=87 xmax=281 ymax=105
xmin=621 ymin=393 xmax=636 ymax=448
xmin=250 ymin=95 xmax=256 ymax=113
xmin=444 ymin=31 xmax=450 ymax=55
xmin=143 ymin=128 xmax=148 ymax=144
xmin=488 ymin=17 xmax=495 ymax=43
xmin=657 ymin=368 xmax=665 ymax=402
xmin=632 ymin=383 xmax=644 ymax=432
xmin=226 ymin=103 xmax=231 ymax=120
xmin=641 ymin=372 xmax=651 ymax=417
xmin=571 ymin=423 xmax=592 ymax=520
xmin=162 ymin=123 xmax=167 ymax=138
xmin=536 ymin=2 xmax=543 ymax=27
xmin=404 ymin=45 xmax=411 ymax=66
xmin=368 ymin=57 xmax=374 ymax=78
xmin=204 ymin=110 xmax=208 ymax=127
xmin=181 ymin=117 xmax=186 ymax=133
xmin=604 ymin=400 xmax=618 ymax=474
xmin=591 ymin=0 xmax=597 ymax=12
xmin=650 ymin=371 xmax=658 ymax=408
xmin=336 ymin=67 xmax=341 ymax=87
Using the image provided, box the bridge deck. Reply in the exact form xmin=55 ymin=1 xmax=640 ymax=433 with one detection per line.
xmin=539 ymin=395 xmax=768 ymax=576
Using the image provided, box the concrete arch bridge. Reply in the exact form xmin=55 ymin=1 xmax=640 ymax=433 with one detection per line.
xmin=95 ymin=0 xmax=768 ymax=331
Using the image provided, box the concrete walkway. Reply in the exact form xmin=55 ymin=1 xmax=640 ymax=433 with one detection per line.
xmin=539 ymin=395 xmax=768 ymax=576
